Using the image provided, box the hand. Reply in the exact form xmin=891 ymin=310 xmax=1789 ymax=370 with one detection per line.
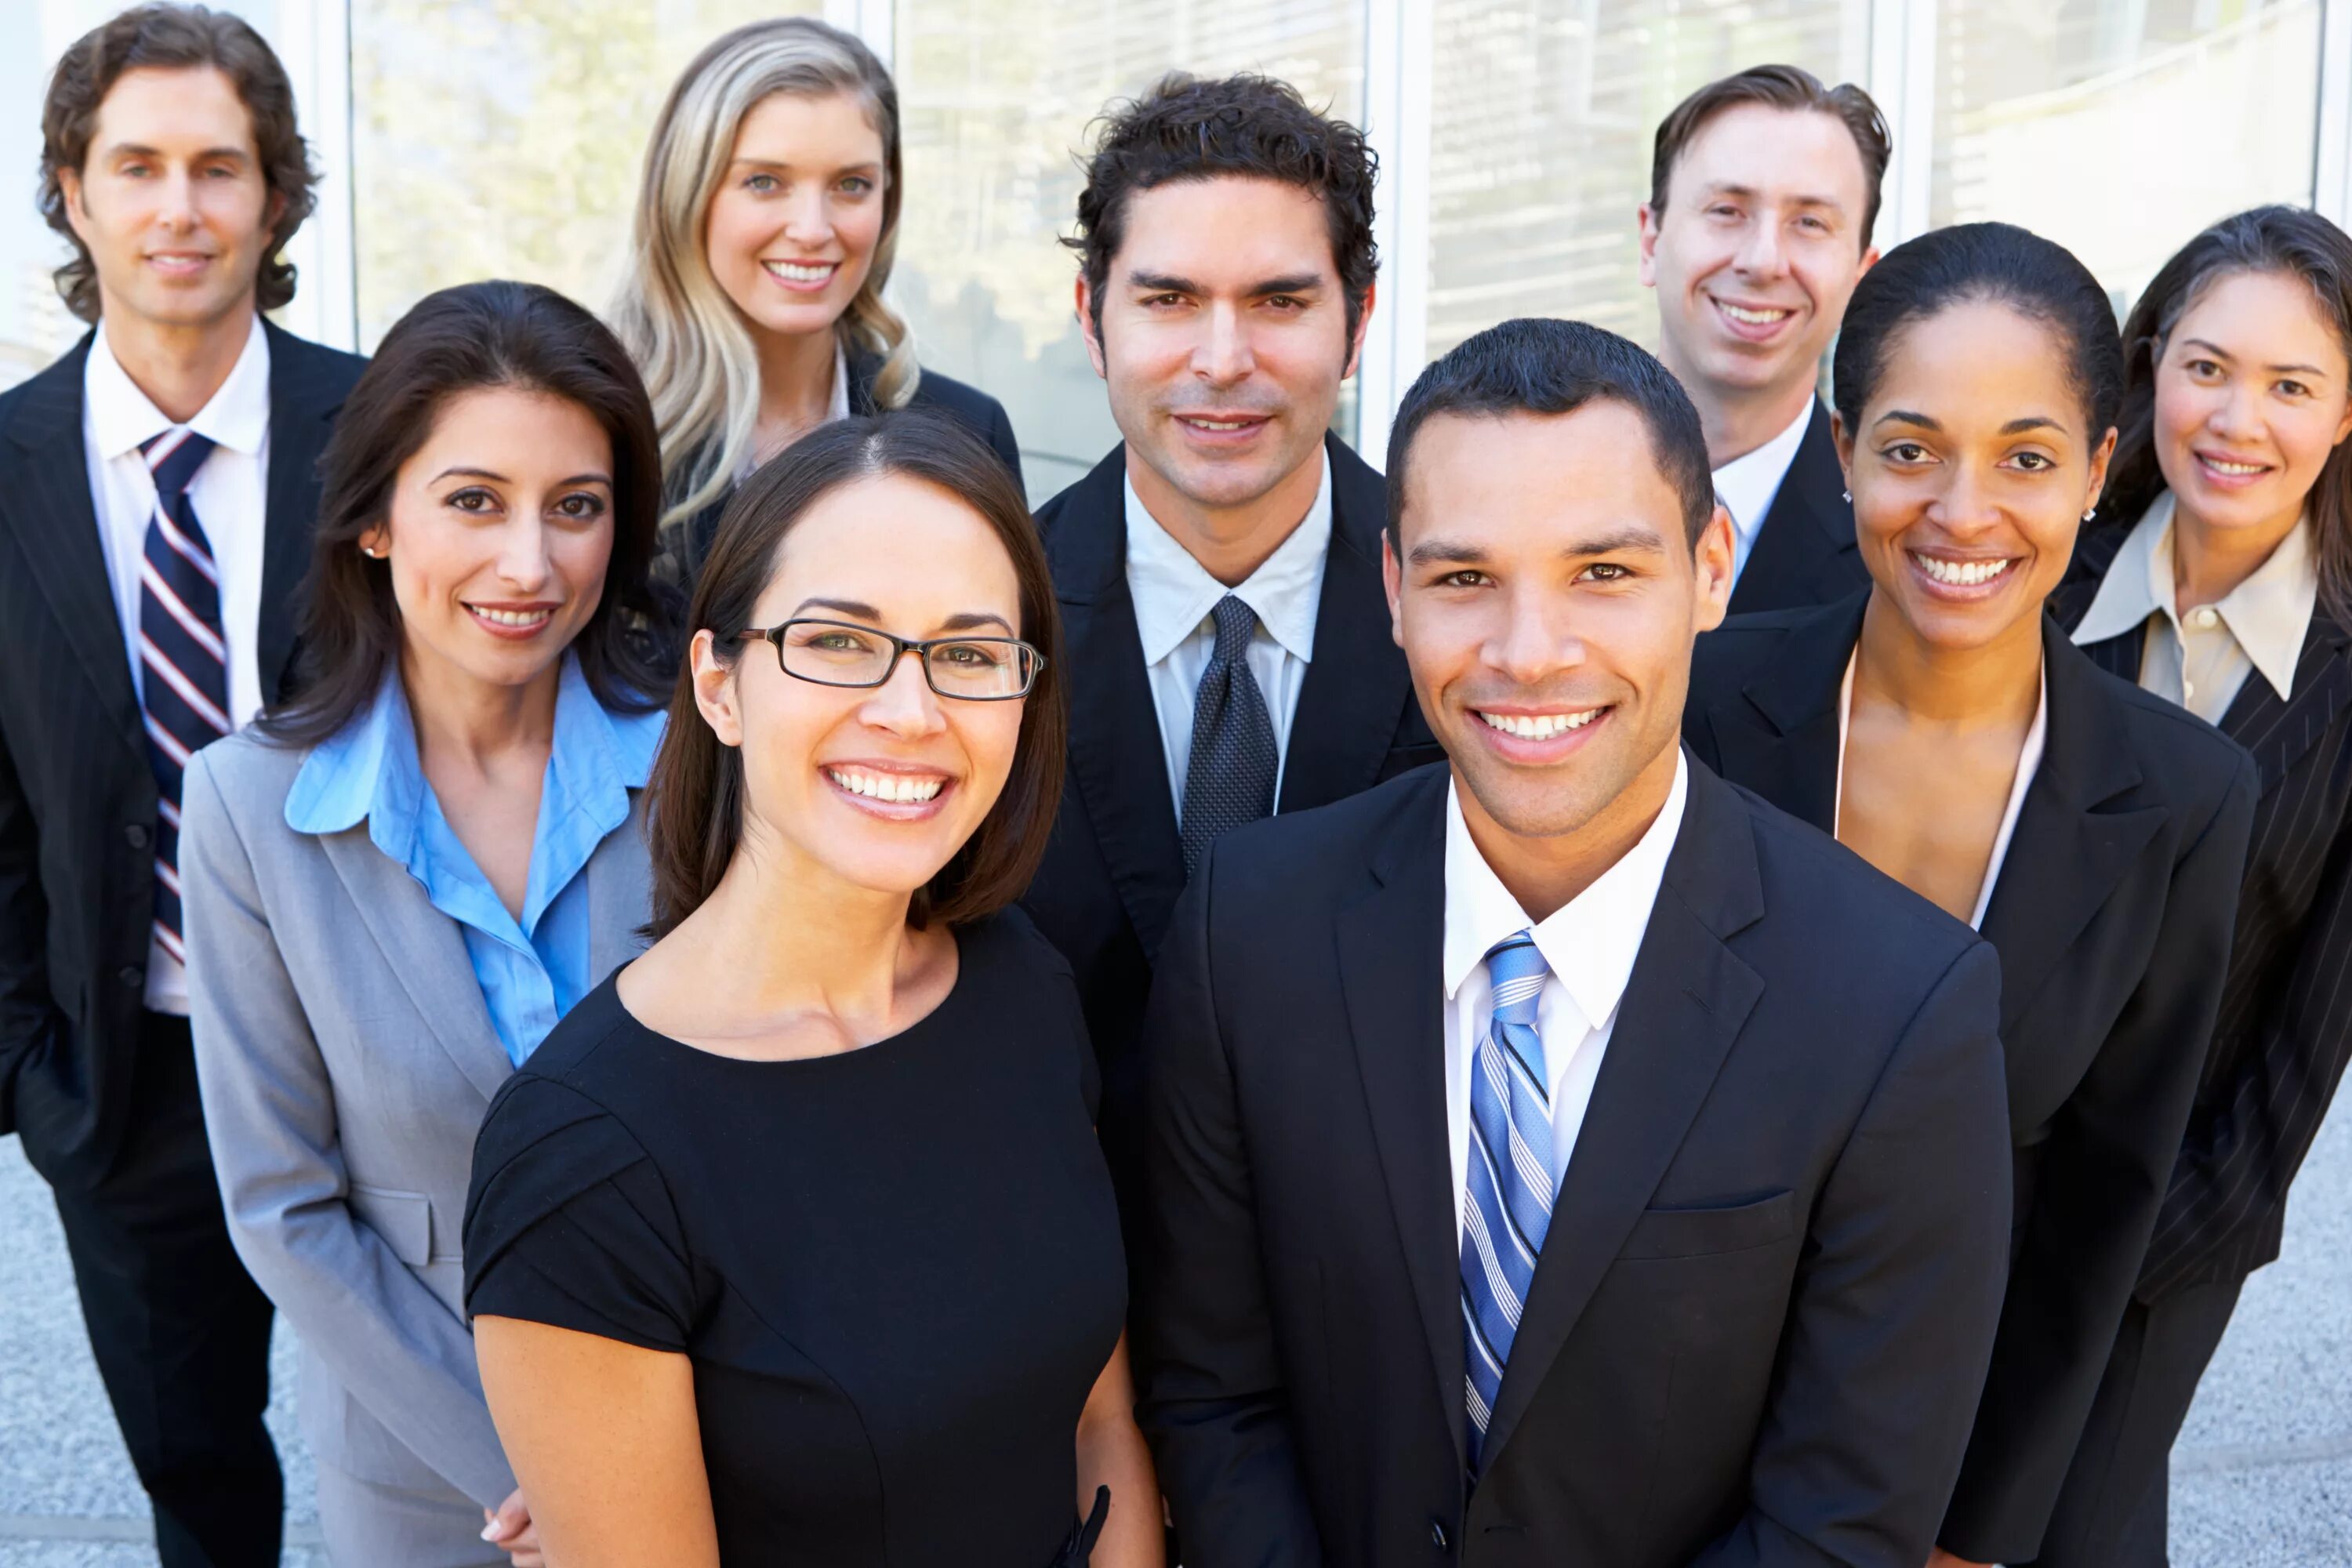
xmin=1926 ymin=1551 xmax=1992 ymax=1568
xmin=482 ymin=1489 xmax=545 ymax=1568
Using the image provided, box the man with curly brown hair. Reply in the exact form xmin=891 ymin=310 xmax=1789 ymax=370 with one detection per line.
xmin=0 ymin=7 xmax=363 ymax=1562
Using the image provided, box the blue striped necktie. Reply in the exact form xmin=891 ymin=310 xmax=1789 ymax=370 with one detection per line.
xmin=136 ymin=427 xmax=227 ymax=966
xmin=1460 ymin=931 xmax=1555 ymax=1468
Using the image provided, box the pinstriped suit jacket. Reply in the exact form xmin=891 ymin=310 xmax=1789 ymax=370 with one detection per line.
xmin=0 ymin=325 xmax=365 ymax=1190
xmin=2056 ymin=529 xmax=2352 ymax=1297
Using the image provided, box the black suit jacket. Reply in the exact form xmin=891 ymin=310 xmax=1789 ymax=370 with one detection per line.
xmin=2053 ymin=529 xmax=2352 ymax=1297
xmin=1686 ymin=595 xmax=2257 ymax=1562
xmin=1135 ymin=760 xmax=2015 ymax=1568
xmin=1724 ymin=399 xmax=1870 ymax=616
xmin=675 ymin=353 xmax=1023 ymax=582
xmin=0 ymin=322 xmax=365 ymax=1189
xmin=1020 ymin=434 xmax=1440 ymax=1134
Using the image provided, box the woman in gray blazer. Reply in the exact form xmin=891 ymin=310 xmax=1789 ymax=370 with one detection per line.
xmin=180 ymin=281 xmax=674 ymax=1567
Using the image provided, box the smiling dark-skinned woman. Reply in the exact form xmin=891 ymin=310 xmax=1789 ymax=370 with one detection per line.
xmin=462 ymin=411 xmax=1161 ymax=1568
xmin=1682 ymin=223 xmax=2259 ymax=1568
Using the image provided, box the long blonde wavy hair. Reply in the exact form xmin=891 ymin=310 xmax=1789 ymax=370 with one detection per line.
xmin=612 ymin=17 xmax=919 ymax=536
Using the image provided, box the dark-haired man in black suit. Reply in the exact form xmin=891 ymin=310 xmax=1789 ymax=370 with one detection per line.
xmin=1134 ymin=317 xmax=2013 ymax=1567
xmin=1022 ymin=74 xmax=1439 ymax=1167
xmin=1640 ymin=64 xmax=1887 ymax=614
xmin=0 ymin=9 xmax=365 ymax=1563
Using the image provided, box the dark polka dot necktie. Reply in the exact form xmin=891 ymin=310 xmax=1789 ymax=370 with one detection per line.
xmin=1178 ymin=594 xmax=1279 ymax=879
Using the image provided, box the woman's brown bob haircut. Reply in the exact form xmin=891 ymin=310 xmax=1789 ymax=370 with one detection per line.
xmin=262 ymin=280 xmax=673 ymax=747
xmin=646 ymin=412 xmax=1065 ymax=938
xmin=40 ymin=3 xmax=318 ymax=322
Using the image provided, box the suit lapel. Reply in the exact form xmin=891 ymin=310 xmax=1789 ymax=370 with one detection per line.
xmin=318 ymin=829 xmax=512 ymax=1102
xmin=1706 ymin=593 xmax=1866 ymax=833
xmin=2216 ymin=615 xmax=2352 ymax=797
xmin=1977 ymin=625 xmax=2165 ymax=1036
xmin=1279 ymin=437 xmax=1410 ymax=812
xmin=1479 ymin=764 xmax=1766 ymax=1468
xmin=0 ymin=336 xmax=147 ymax=767
xmin=1726 ymin=401 xmax=1857 ymax=616
xmin=586 ymin=789 xmax=655 ymax=982
xmin=1331 ymin=771 xmax=1462 ymax=1471
xmin=1049 ymin=448 xmax=1189 ymax=959
xmin=259 ymin=325 xmax=354 ymax=700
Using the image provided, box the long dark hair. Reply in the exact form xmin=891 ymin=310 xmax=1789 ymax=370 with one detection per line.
xmin=2098 ymin=205 xmax=2352 ymax=627
xmin=263 ymin=281 xmax=673 ymax=746
xmin=646 ymin=411 xmax=1065 ymax=938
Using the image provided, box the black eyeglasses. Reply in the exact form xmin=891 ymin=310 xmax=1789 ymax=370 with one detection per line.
xmin=738 ymin=619 xmax=1043 ymax=701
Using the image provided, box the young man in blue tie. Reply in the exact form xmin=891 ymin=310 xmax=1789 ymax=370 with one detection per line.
xmin=0 ymin=8 xmax=364 ymax=1562
xmin=1133 ymin=318 xmax=2014 ymax=1566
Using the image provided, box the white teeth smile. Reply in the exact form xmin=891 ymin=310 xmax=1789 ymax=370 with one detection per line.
xmin=1914 ymin=554 xmax=2014 ymax=587
xmin=764 ymin=260 xmax=835 ymax=282
xmin=468 ymin=605 xmax=553 ymax=627
xmin=826 ymin=767 xmax=945 ymax=804
xmin=1718 ymin=302 xmax=1793 ymax=325
xmin=2201 ymin=457 xmax=2267 ymax=476
xmin=1181 ymin=417 xmax=1259 ymax=431
xmin=1476 ymin=709 xmax=1602 ymax=739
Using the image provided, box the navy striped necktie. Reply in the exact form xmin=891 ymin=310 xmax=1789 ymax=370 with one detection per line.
xmin=137 ymin=427 xmax=227 ymax=965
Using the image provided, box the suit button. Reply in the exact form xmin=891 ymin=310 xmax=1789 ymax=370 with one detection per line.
xmin=124 ymin=823 xmax=151 ymax=850
xmin=118 ymin=965 xmax=143 ymax=991
xmin=1430 ymin=1519 xmax=1449 ymax=1549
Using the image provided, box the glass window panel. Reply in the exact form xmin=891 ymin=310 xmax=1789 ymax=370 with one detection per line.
xmin=1930 ymin=0 xmax=2321 ymax=314
xmin=0 ymin=1 xmax=287 ymax=389
xmin=1424 ymin=1 xmax=1871 ymax=367
xmin=887 ymin=0 xmax=1365 ymax=498
xmin=348 ymin=0 xmax=819 ymax=350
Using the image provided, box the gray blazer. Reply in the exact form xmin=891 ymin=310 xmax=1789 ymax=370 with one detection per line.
xmin=180 ymin=728 xmax=652 ymax=1505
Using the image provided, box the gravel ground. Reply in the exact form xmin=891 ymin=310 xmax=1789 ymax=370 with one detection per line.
xmin=3 ymin=1094 xmax=2347 ymax=1564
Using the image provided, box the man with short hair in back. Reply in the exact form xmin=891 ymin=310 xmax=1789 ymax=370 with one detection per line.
xmin=0 ymin=7 xmax=365 ymax=1561
xmin=1022 ymin=73 xmax=1439 ymax=1185
xmin=1134 ymin=317 xmax=2013 ymax=1567
xmin=1640 ymin=64 xmax=1886 ymax=613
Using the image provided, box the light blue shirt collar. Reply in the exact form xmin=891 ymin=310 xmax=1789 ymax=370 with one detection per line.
xmin=285 ymin=653 xmax=663 ymax=932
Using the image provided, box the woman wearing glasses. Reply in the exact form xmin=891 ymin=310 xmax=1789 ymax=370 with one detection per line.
xmin=462 ymin=412 xmax=1161 ymax=1567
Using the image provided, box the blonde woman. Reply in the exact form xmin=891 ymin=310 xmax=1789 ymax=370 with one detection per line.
xmin=613 ymin=17 xmax=1023 ymax=584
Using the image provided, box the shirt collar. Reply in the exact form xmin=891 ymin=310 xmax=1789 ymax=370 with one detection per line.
xmin=285 ymin=653 xmax=665 ymax=855
xmin=85 ymin=314 xmax=270 ymax=460
xmin=1709 ymin=397 xmax=1815 ymax=543
xmin=1442 ymin=751 xmax=1690 ymax=1034
xmin=1123 ymin=447 xmax=1334 ymax=666
xmin=2071 ymin=490 xmax=2318 ymax=702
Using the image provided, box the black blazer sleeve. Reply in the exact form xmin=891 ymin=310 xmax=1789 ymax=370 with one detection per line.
xmin=1687 ymin=939 xmax=2013 ymax=1568
xmin=1939 ymin=753 xmax=2259 ymax=1563
xmin=1132 ymin=846 xmax=1323 ymax=1566
xmin=2143 ymin=799 xmax=2352 ymax=1291
xmin=0 ymin=716 xmax=60 ymax=1134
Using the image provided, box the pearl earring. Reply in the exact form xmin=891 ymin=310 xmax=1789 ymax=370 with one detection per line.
xmin=1842 ymin=489 xmax=1851 ymax=503
xmin=361 ymin=544 xmax=383 ymax=559
xmin=2082 ymin=506 xmax=2096 ymax=523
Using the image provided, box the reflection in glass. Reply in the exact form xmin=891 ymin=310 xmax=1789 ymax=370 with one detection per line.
xmin=1424 ymin=2 xmax=1869 ymax=366
xmin=348 ymin=0 xmax=818 ymax=350
xmin=1929 ymin=0 xmax=2321 ymax=315
xmin=887 ymin=0 xmax=1366 ymax=498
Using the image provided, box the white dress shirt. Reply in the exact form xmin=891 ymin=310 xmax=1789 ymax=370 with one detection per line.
xmin=1711 ymin=398 xmax=1816 ymax=586
xmin=83 ymin=314 xmax=273 ymax=1016
xmin=1835 ymin=652 xmax=2047 ymax=931
xmin=1442 ymin=753 xmax=1690 ymax=1236
xmin=2070 ymin=490 xmax=2317 ymax=724
xmin=1123 ymin=449 xmax=1333 ymax=814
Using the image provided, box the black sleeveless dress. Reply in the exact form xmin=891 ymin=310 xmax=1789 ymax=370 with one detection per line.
xmin=463 ymin=911 xmax=1126 ymax=1566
